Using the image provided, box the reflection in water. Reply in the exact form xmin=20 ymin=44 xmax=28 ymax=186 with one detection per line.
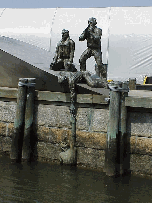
xmin=0 ymin=155 xmax=151 ymax=203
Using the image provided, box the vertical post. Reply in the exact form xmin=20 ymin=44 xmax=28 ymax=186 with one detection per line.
xmin=22 ymin=78 xmax=36 ymax=161
xmin=105 ymin=81 xmax=129 ymax=177
xmin=10 ymin=78 xmax=28 ymax=162
xmin=120 ymin=82 xmax=130 ymax=175
xmin=129 ymin=78 xmax=136 ymax=90
xmin=105 ymin=82 xmax=121 ymax=176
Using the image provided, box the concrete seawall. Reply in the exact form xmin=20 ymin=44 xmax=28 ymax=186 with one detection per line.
xmin=0 ymin=87 xmax=152 ymax=176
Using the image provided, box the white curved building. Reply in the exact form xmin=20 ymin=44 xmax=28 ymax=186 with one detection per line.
xmin=0 ymin=7 xmax=152 ymax=83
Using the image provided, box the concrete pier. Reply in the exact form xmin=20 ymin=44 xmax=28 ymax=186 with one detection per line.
xmin=0 ymin=87 xmax=152 ymax=176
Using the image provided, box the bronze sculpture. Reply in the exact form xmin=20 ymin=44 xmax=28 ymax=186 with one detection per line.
xmin=50 ymin=29 xmax=76 ymax=71
xmin=79 ymin=17 xmax=105 ymax=77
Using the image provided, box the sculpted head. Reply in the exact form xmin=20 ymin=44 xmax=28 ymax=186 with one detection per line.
xmin=62 ymin=29 xmax=69 ymax=41
xmin=88 ymin=17 xmax=97 ymax=28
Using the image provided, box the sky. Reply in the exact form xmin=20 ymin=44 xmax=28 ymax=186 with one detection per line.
xmin=0 ymin=0 xmax=152 ymax=8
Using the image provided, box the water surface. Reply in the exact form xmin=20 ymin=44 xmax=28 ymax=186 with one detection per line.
xmin=0 ymin=155 xmax=151 ymax=203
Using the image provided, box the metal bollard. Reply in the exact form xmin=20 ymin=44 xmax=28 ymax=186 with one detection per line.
xmin=10 ymin=78 xmax=28 ymax=162
xmin=22 ymin=78 xmax=36 ymax=161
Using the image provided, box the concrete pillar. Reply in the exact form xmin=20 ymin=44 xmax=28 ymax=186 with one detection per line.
xmin=10 ymin=78 xmax=28 ymax=162
xmin=22 ymin=78 xmax=36 ymax=161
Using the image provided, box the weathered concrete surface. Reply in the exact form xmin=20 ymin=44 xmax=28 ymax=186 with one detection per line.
xmin=76 ymin=108 xmax=91 ymax=131
xmin=130 ymin=136 xmax=152 ymax=155
xmin=36 ymin=105 xmax=109 ymax=132
xmin=125 ymin=90 xmax=152 ymax=108
xmin=127 ymin=112 xmax=152 ymax=138
xmin=0 ymin=88 xmax=152 ymax=175
xmin=130 ymin=154 xmax=152 ymax=175
xmin=0 ymin=123 xmax=6 ymax=136
xmin=91 ymin=108 xmax=109 ymax=132
xmin=37 ymin=142 xmax=61 ymax=162
xmin=76 ymin=131 xmax=106 ymax=150
xmin=0 ymin=136 xmax=12 ymax=152
xmin=37 ymin=127 xmax=71 ymax=144
xmin=36 ymin=104 xmax=71 ymax=128
xmin=7 ymin=123 xmax=14 ymax=138
xmin=37 ymin=127 xmax=106 ymax=150
xmin=77 ymin=147 xmax=105 ymax=169
xmin=0 ymin=101 xmax=16 ymax=123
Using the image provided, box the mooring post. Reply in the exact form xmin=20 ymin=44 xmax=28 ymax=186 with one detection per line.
xmin=129 ymin=78 xmax=136 ymax=90
xmin=22 ymin=78 xmax=36 ymax=161
xmin=10 ymin=78 xmax=28 ymax=162
xmin=105 ymin=81 xmax=121 ymax=176
xmin=119 ymin=82 xmax=130 ymax=175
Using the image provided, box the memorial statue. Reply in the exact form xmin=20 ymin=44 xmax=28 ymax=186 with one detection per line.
xmin=50 ymin=29 xmax=76 ymax=72
xmin=79 ymin=17 xmax=105 ymax=77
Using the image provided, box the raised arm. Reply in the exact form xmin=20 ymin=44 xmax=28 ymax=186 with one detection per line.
xmin=79 ymin=28 xmax=87 ymax=41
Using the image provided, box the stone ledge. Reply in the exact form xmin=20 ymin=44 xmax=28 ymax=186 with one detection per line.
xmin=125 ymin=90 xmax=152 ymax=108
xmin=0 ymin=87 xmax=108 ymax=104
xmin=0 ymin=87 xmax=152 ymax=108
xmin=0 ymin=87 xmax=17 ymax=98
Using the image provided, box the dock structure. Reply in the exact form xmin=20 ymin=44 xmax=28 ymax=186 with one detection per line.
xmin=0 ymin=35 xmax=152 ymax=176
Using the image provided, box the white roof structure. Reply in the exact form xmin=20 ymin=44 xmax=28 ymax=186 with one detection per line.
xmin=0 ymin=7 xmax=152 ymax=83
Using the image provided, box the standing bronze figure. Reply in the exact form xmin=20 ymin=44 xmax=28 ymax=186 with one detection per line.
xmin=79 ymin=17 xmax=104 ymax=77
xmin=50 ymin=29 xmax=76 ymax=71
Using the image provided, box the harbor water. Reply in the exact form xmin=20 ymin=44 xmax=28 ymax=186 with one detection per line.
xmin=0 ymin=155 xmax=151 ymax=203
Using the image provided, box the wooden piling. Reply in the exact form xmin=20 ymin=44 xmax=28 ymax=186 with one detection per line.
xmin=22 ymin=78 xmax=36 ymax=161
xmin=120 ymin=82 xmax=130 ymax=175
xmin=105 ymin=82 xmax=121 ymax=176
xmin=10 ymin=78 xmax=28 ymax=162
xmin=105 ymin=81 xmax=129 ymax=177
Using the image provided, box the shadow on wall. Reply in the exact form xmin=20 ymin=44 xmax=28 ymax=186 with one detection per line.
xmin=0 ymin=49 xmax=70 ymax=92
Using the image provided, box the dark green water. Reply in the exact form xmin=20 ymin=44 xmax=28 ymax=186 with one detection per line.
xmin=0 ymin=155 xmax=151 ymax=203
